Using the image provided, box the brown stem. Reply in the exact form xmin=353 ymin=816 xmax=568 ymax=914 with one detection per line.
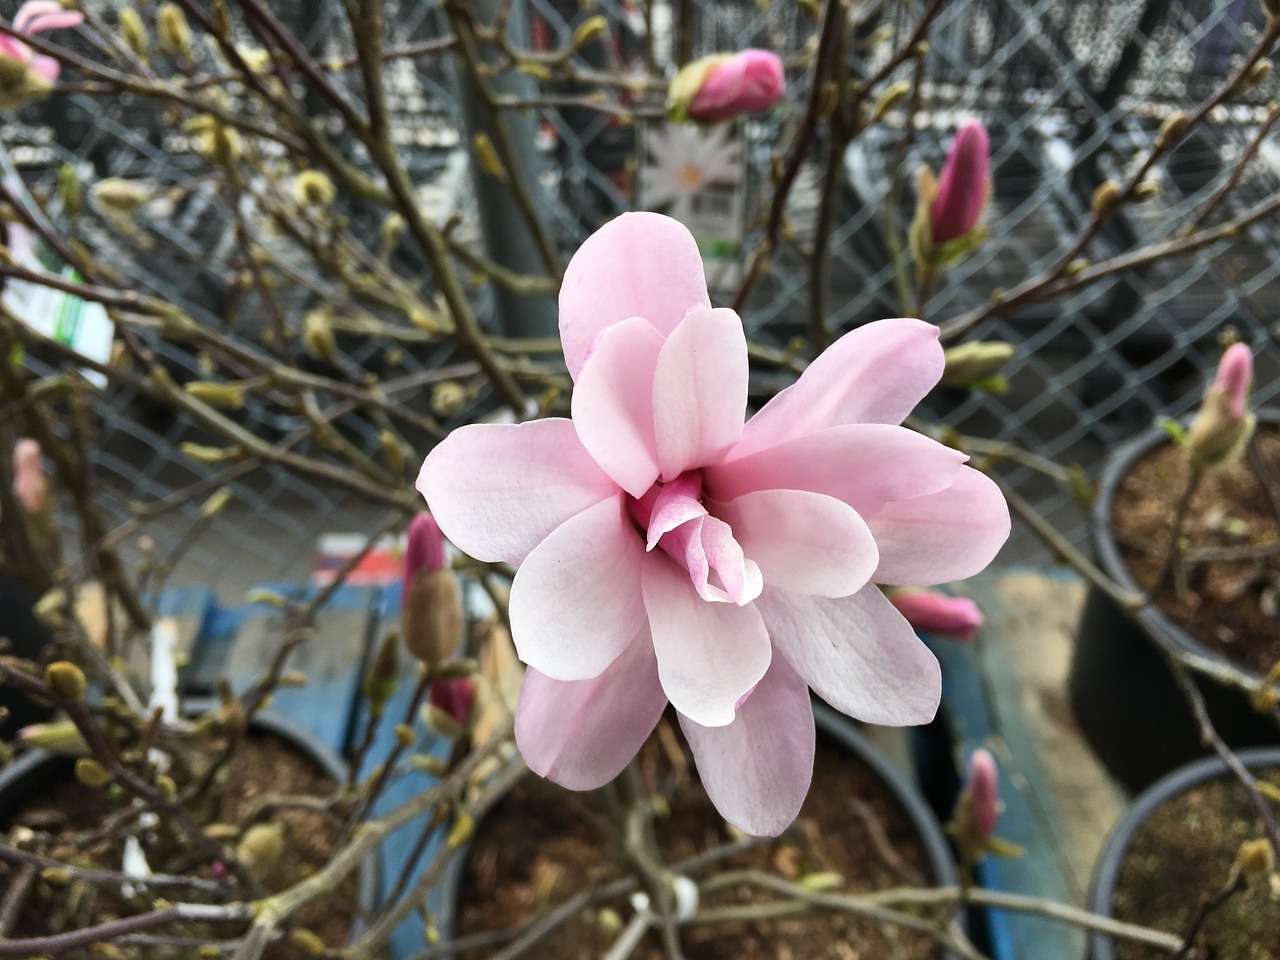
xmin=0 ymin=845 xmax=230 ymax=896
xmin=1157 ymin=469 xmax=1202 ymax=597
xmin=1172 ymin=664 xmax=1280 ymax=859
xmin=1172 ymin=869 xmax=1247 ymax=960
xmin=940 ymin=189 xmax=1280 ymax=343
xmin=0 ymin=865 xmax=35 ymax=938
xmin=0 ymin=902 xmax=249 ymax=957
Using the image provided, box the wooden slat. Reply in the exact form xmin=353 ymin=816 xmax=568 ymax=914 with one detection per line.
xmin=220 ymin=584 xmax=378 ymax=755
xmin=932 ymin=568 xmax=1126 ymax=960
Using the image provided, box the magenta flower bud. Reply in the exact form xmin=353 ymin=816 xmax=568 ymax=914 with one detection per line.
xmin=966 ymin=748 xmax=999 ymax=841
xmin=668 ymin=49 xmax=785 ymax=124
xmin=0 ymin=1 xmax=83 ymax=88
xmin=429 ymin=677 xmax=476 ymax=727
xmin=931 ymin=120 xmax=991 ymax=244
xmin=401 ymin=513 xmax=463 ymax=666
xmin=403 ymin=513 xmax=448 ymax=592
xmin=1214 ymin=342 xmax=1253 ymax=421
xmin=890 ymin=590 xmax=983 ymax=643
xmin=12 ymin=438 xmax=47 ymax=516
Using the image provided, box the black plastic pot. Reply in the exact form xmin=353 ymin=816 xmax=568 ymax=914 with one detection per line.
xmin=0 ymin=708 xmax=381 ymax=938
xmin=435 ymin=701 xmax=960 ymax=956
xmin=1069 ymin=413 xmax=1280 ymax=794
xmin=1086 ymin=746 xmax=1280 ymax=960
xmin=0 ymin=571 xmax=54 ymax=741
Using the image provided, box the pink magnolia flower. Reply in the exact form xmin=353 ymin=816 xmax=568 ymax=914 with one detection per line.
xmin=0 ymin=1 xmax=84 ymax=84
xmin=669 ymin=49 xmax=785 ymax=124
xmin=12 ymin=438 xmax=47 ymax=515
xmin=417 ymin=213 xmax=1009 ymax=836
xmin=890 ymin=589 xmax=983 ymax=643
xmin=965 ymin=748 xmax=999 ymax=841
xmin=931 ymin=120 xmax=990 ymax=244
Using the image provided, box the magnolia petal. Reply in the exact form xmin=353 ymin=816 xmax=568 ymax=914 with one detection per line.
xmin=509 ymin=497 xmax=647 ymax=681
xmin=516 ymin=628 xmax=667 ymax=790
xmin=642 ymin=551 xmax=771 ymax=726
xmin=572 ymin=317 xmax=665 ymax=498
xmin=13 ymin=1 xmax=67 ymax=31
xmin=756 ymin=586 xmax=941 ymax=726
xmin=24 ymin=9 xmax=85 ymax=33
xmin=417 ymin=419 xmax=617 ymax=564
xmin=735 ymin=319 xmax=944 ymax=458
xmin=646 ymin=472 xmax=707 ymax=549
xmin=714 ymin=489 xmax=878 ymax=597
xmin=868 ymin=466 xmax=1010 ymax=585
xmin=707 ymin=423 xmax=964 ymax=519
xmin=560 ymin=213 xmax=710 ymax=380
xmin=699 ymin=515 xmax=762 ymax=605
xmin=0 ymin=36 xmax=29 ymax=62
xmin=30 ymin=53 xmax=59 ymax=81
xmin=680 ymin=653 xmax=814 ymax=836
xmin=652 ymin=306 xmax=748 ymax=481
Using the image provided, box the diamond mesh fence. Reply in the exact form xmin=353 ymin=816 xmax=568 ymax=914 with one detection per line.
xmin=3 ymin=0 xmax=1280 ymax=596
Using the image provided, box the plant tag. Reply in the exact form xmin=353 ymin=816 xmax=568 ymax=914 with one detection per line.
xmin=2 ymin=225 xmax=112 ymax=387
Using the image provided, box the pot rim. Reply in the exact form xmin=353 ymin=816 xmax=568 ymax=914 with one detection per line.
xmin=1086 ymin=745 xmax=1280 ymax=960
xmin=0 ymin=705 xmax=382 ymax=942
xmin=435 ymin=701 xmax=960 ymax=955
xmin=1090 ymin=407 xmax=1280 ymax=678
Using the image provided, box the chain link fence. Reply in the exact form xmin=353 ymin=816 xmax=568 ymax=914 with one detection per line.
xmin=5 ymin=0 xmax=1280 ymax=595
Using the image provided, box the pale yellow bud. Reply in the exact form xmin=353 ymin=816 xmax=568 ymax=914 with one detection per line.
xmin=237 ymin=823 xmax=285 ymax=871
xmin=1090 ymin=180 xmax=1121 ymax=218
xmin=941 ymin=341 xmax=1016 ymax=389
xmin=157 ymin=3 xmax=193 ymax=58
xmin=302 ymin=310 xmax=338 ymax=363
xmin=92 ymin=178 xmax=152 ymax=215
xmin=45 ymin=662 xmax=88 ymax=702
xmin=472 ymin=133 xmax=507 ymax=180
xmin=292 ymin=170 xmax=337 ymax=207
xmin=75 ymin=758 xmax=113 ymax=788
xmin=1157 ymin=112 xmax=1189 ymax=150
xmin=431 ymin=381 xmax=468 ymax=418
xmin=184 ymin=380 xmax=245 ymax=409
xmin=119 ymin=7 xmax=150 ymax=57
xmin=1237 ymin=838 xmax=1275 ymax=878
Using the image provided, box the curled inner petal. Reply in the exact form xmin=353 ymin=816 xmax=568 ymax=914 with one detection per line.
xmin=630 ymin=471 xmax=761 ymax=605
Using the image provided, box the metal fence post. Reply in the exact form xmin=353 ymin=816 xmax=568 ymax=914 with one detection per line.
xmin=452 ymin=0 xmax=560 ymax=338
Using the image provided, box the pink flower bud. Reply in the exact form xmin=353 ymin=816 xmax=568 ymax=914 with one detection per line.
xmin=966 ymin=748 xmax=999 ymax=841
xmin=401 ymin=513 xmax=463 ymax=666
xmin=890 ymin=590 xmax=983 ymax=643
xmin=1 ymin=1 xmax=83 ymax=87
xmin=931 ymin=120 xmax=990 ymax=244
xmin=1188 ymin=342 xmax=1255 ymax=472
xmin=12 ymin=438 xmax=47 ymax=516
xmin=668 ymin=49 xmax=785 ymax=124
xmin=429 ymin=677 xmax=476 ymax=727
xmin=403 ymin=513 xmax=448 ymax=591
xmin=1213 ymin=342 xmax=1252 ymax=421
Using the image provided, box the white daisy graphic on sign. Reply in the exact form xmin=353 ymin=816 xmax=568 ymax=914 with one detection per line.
xmin=639 ymin=123 xmax=741 ymax=224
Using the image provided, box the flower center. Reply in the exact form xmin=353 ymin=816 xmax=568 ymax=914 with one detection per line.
xmin=676 ymin=163 xmax=705 ymax=194
xmin=628 ymin=471 xmax=762 ymax=606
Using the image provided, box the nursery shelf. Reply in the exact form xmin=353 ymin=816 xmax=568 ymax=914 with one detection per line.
xmin=932 ymin=568 xmax=1127 ymax=960
xmin=173 ymin=566 xmax=1127 ymax=960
